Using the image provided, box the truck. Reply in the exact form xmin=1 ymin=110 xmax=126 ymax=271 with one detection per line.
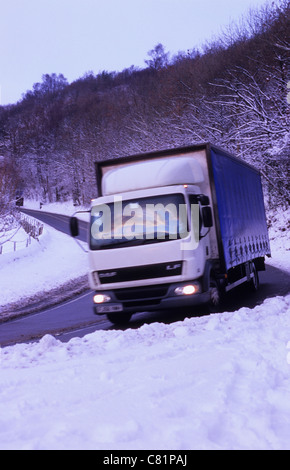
xmin=70 ymin=143 xmax=271 ymax=325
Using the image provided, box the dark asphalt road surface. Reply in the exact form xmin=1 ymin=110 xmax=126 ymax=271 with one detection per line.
xmin=20 ymin=208 xmax=88 ymax=241
xmin=0 ymin=208 xmax=289 ymax=347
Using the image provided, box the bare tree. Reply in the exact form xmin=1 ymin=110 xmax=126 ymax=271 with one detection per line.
xmin=0 ymin=156 xmax=20 ymax=235
xmin=145 ymin=43 xmax=169 ymax=70
xmin=208 ymin=64 xmax=290 ymax=205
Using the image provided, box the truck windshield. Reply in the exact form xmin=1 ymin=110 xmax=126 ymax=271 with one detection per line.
xmin=90 ymin=193 xmax=188 ymax=250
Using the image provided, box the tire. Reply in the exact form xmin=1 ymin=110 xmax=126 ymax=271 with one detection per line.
xmin=107 ymin=312 xmax=132 ymax=326
xmin=249 ymin=262 xmax=259 ymax=292
xmin=208 ymin=276 xmax=223 ymax=313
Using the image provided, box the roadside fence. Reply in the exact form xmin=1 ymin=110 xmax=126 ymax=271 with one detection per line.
xmin=0 ymin=214 xmax=44 ymax=255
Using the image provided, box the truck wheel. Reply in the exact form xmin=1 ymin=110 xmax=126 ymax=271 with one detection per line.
xmin=208 ymin=276 xmax=223 ymax=313
xmin=107 ymin=312 xmax=132 ymax=326
xmin=249 ymin=262 xmax=259 ymax=292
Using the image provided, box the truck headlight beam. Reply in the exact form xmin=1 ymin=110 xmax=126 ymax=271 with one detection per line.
xmin=174 ymin=284 xmax=200 ymax=296
xmin=93 ymin=294 xmax=111 ymax=304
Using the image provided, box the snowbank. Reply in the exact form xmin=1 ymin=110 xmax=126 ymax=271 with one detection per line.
xmin=0 ymin=224 xmax=88 ymax=308
xmin=0 ymin=226 xmax=33 ymax=255
xmin=267 ymin=208 xmax=290 ymax=272
xmin=1 ymin=294 xmax=290 ymax=450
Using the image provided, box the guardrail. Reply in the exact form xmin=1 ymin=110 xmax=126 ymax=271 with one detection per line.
xmin=0 ymin=214 xmax=44 ymax=255
xmin=20 ymin=214 xmax=44 ymax=240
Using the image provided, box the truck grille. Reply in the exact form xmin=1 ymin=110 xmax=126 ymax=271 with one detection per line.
xmin=98 ymin=261 xmax=183 ymax=284
xmin=114 ymin=285 xmax=169 ymax=308
xmin=115 ymin=285 xmax=169 ymax=301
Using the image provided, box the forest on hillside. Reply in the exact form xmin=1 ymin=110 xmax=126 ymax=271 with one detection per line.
xmin=0 ymin=0 xmax=289 ymax=215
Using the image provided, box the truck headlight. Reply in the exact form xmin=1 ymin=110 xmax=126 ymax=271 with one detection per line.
xmin=174 ymin=284 xmax=200 ymax=296
xmin=93 ymin=294 xmax=111 ymax=304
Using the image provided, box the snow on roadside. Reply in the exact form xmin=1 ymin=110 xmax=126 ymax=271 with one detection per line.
xmin=0 ymin=224 xmax=88 ymax=308
xmin=267 ymin=208 xmax=290 ymax=272
xmin=0 ymin=226 xmax=32 ymax=255
xmin=0 ymin=294 xmax=290 ymax=450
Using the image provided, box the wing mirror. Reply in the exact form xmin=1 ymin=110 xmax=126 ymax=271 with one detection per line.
xmin=202 ymin=207 xmax=213 ymax=228
xmin=70 ymin=217 xmax=79 ymax=237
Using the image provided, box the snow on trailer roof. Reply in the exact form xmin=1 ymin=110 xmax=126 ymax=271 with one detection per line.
xmin=101 ymin=155 xmax=205 ymax=196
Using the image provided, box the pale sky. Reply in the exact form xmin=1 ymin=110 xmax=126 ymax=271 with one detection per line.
xmin=0 ymin=0 xmax=269 ymax=105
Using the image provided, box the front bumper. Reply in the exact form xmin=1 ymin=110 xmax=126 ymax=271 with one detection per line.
xmin=93 ymin=281 xmax=209 ymax=315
